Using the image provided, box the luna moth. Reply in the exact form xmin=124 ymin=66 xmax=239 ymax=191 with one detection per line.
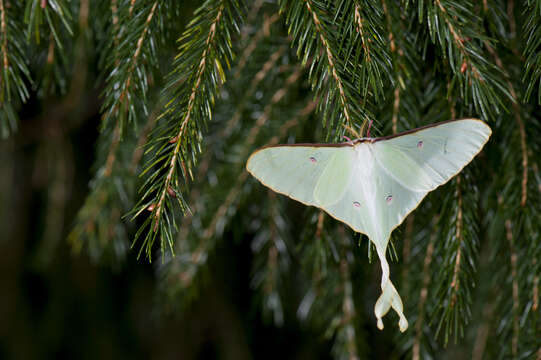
xmin=246 ymin=119 xmax=491 ymax=332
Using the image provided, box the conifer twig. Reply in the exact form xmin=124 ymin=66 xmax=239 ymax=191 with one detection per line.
xmin=129 ymin=0 xmax=137 ymax=17
xmin=130 ymin=114 xmax=159 ymax=174
xmin=354 ymin=4 xmax=371 ymax=62
xmin=483 ymin=41 xmax=528 ymax=207
xmin=523 ymin=0 xmax=541 ymax=103
xmin=177 ymin=64 xmax=307 ymax=242
xmin=254 ymin=187 xmax=293 ymax=325
xmin=131 ymin=0 xmax=243 ymax=258
xmin=0 ymin=1 xmax=31 ymax=137
xmin=173 ymin=102 xmax=309 ymax=287
xmin=72 ymin=0 xmax=164 ymax=261
xmin=25 ymin=0 xmax=73 ymax=51
xmin=179 ymin=49 xmax=294 ymax=236
xmin=423 ymin=0 xmax=510 ymax=118
xmin=0 ymin=0 xmax=7 ymax=76
xmin=121 ymin=1 xmax=158 ymax=107
xmin=304 ymin=0 xmax=352 ymax=127
xmin=283 ymin=0 xmax=375 ymax=136
xmin=154 ymin=5 xmax=224 ymax=231
xmin=434 ymin=0 xmax=480 ymax=80
xmin=433 ymin=173 xmax=479 ymax=344
xmin=381 ymin=0 xmax=410 ymax=132
xmin=167 ymin=67 xmax=310 ymax=287
xmin=380 ymin=0 xmax=395 ymax=52
xmin=450 ymin=176 xmax=463 ymax=307
xmin=102 ymin=1 xmax=159 ymax=132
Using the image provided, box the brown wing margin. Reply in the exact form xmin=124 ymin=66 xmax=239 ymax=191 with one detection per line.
xmin=248 ymin=119 xmax=484 ymax=153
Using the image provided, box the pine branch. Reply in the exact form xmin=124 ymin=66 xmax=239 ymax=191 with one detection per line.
xmin=298 ymin=220 xmax=366 ymax=359
xmin=488 ymin=112 xmax=541 ymax=358
xmin=421 ymin=0 xmax=511 ymax=118
xmin=177 ymin=65 xmax=304 ymax=245
xmin=305 ymin=0 xmax=354 ymax=127
xmin=0 ymin=1 xmax=31 ymax=138
xmin=24 ymin=0 xmax=73 ymax=95
xmin=69 ymin=0 xmax=167 ymax=263
xmin=158 ymin=60 xmax=311 ymax=308
xmin=189 ymin=67 xmax=307 ymax=236
xmin=177 ymin=47 xmax=298 ymax=238
xmin=484 ymin=39 xmax=528 ymax=207
xmin=130 ymin=0 xmax=244 ymax=260
xmin=483 ymin=20 xmax=541 ymax=354
xmin=380 ymin=0 xmax=421 ymax=133
xmin=247 ymin=102 xmax=317 ymax=324
xmin=281 ymin=0 xmax=373 ymax=137
xmin=523 ymin=0 xmax=541 ymax=103
xmin=334 ymin=0 xmax=392 ymax=103
xmin=298 ymin=212 xmax=333 ymax=302
xmin=24 ymin=0 xmax=73 ymax=49
xmin=161 ymin=110 xmax=300 ymax=301
xmin=100 ymin=0 xmax=162 ymax=134
xmin=157 ymin=8 xmax=305 ymax=262
xmin=159 ymin=65 xmax=310 ymax=307
xmin=433 ymin=173 xmax=480 ymax=345
xmin=250 ymin=191 xmax=291 ymax=326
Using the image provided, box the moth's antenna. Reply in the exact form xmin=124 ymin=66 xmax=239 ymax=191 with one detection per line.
xmin=342 ymin=135 xmax=354 ymax=145
xmin=342 ymin=124 xmax=361 ymax=139
xmin=366 ymin=119 xmax=374 ymax=138
xmin=359 ymin=119 xmax=368 ymax=138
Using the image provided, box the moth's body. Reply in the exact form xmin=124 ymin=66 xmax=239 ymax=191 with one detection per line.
xmin=246 ymin=119 xmax=492 ymax=332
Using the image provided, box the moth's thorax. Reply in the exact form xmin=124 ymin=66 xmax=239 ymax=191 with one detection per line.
xmin=353 ymin=142 xmax=376 ymax=175
xmin=352 ymin=142 xmax=382 ymax=241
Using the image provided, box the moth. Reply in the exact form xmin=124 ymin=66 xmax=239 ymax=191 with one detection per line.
xmin=246 ymin=119 xmax=491 ymax=331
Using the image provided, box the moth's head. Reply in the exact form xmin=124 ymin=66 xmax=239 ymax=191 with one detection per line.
xmin=352 ymin=137 xmax=375 ymax=144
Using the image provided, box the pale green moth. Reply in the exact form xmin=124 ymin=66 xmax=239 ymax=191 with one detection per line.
xmin=246 ymin=119 xmax=492 ymax=332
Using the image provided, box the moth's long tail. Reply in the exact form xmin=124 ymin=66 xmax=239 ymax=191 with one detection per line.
xmin=374 ymin=242 xmax=409 ymax=332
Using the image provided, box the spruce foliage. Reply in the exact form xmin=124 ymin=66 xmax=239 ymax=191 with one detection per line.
xmin=3 ymin=0 xmax=541 ymax=358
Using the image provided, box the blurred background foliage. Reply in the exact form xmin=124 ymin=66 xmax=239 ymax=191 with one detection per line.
xmin=0 ymin=0 xmax=540 ymax=359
